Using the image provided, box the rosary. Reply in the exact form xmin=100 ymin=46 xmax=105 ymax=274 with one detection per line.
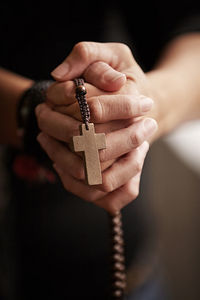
xmin=72 ymin=78 xmax=126 ymax=299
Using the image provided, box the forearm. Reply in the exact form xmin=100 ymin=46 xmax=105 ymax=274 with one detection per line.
xmin=0 ymin=68 xmax=33 ymax=146
xmin=147 ymin=33 xmax=200 ymax=140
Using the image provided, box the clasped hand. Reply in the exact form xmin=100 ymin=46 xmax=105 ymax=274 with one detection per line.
xmin=36 ymin=42 xmax=157 ymax=214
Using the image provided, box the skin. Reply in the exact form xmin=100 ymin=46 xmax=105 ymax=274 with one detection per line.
xmin=36 ymin=45 xmax=158 ymax=214
xmin=37 ymin=34 xmax=200 ymax=214
xmin=1 ymin=33 xmax=200 ymax=214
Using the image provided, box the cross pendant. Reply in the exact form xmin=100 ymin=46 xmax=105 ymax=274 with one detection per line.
xmin=72 ymin=123 xmax=106 ymax=185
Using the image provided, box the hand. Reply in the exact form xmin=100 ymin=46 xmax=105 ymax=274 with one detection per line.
xmin=36 ymin=75 xmax=155 ymax=172
xmin=39 ymin=42 xmax=156 ymax=171
xmin=50 ymin=42 xmax=154 ymax=121
xmin=36 ymin=42 xmax=158 ymax=214
xmin=37 ymin=131 xmax=150 ymax=215
xmin=51 ymin=42 xmax=147 ymax=92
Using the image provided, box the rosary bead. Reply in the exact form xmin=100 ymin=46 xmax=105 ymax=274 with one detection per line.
xmin=112 ymin=289 xmax=123 ymax=298
xmin=113 ymin=254 xmax=125 ymax=263
xmin=76 ymin=85 xmax=87 ymax=95
xmin=112 ymin=225 xmax=122 ymax=235
xmin=112 ymin=217 xmax=122 ymax=227
xmin=113 ymin=244 xmax=124 ymax=254
xmin=113 ymin=262 xmax=125 ymax=272
xmin=113 ymin=280 xmax=127 ymax=289
xmin=113 ymin=235 xmax=124 ymax=245
xmin=109 ymin=212 xmax=126 ymax=299
xmin=113 ymin=271 xmax=126 ymax=281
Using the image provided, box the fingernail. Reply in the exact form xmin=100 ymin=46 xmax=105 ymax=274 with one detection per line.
xmin=140 ymin=97 xmax=154 ymax=113
xmin=111 ymin=73 xmax=126 ymax=83
xmin=143 ymin=118 xmax=158 ymax=136
xmin=104 ymin=69 xmax=126 ymax=82
xmin=51 ymin=61 xmax=70 ymax=79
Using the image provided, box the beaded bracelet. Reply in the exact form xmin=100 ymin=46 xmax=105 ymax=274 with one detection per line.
xmin=17 ymin=80 xmax=53 ymax=157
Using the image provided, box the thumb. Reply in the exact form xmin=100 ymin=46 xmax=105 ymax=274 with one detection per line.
xmin=83 ymin=62 xmax=126 ymax=92
xmin=51 ymin=42 xmax=131 ymax=82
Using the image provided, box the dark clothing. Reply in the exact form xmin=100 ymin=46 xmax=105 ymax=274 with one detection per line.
xmin=0 ymin=1 xmax=200 ymax=299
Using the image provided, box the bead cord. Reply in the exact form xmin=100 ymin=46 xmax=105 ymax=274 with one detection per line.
xmin=74 ymin=78 xmax=90 ymax=130
xmin=74 ymin=79 xmax=126 ymax=299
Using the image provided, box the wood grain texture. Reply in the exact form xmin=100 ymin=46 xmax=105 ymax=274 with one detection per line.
xmin=72 ymin=123 xmax=106 ymax=185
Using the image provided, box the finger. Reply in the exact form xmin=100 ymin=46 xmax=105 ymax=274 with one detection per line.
xmin=46 ymin=80 xmax=104 ymax=106
xmin=36 ymin=103 xmax=135 ymax=143
xmin=100 ymin=159 xmax=115 ymax=172
xmin=99 ymin=141 xmax=149 ymax=193
xmin=89 ymin=94 xmax=154 ymax=123
xmin=37 ymin=133 xmax=85 ymax=180
xmin=37 ymin=131 xmax=117 ymax=181
xmin=51 ymin=42 xmax=134 ymax=81
xmin=83 ymin=61 xmax=126 ymax=92
xmin=53 ymin=92 xmax=153 ymax=123
xmin=55 ymin=164 xmax=142 ymax=214
xmin=95 ymin=174 xmax=142 ymax=215
xmin=53 ymin=158 xmax=142 ymax=214
xmin=35 ymin=103 xmax=80 ymax=142
xmin=95 ymin=118 xmax=133 ymax=134
xmin=100 ymin=118 xmax=157 ymax=162
xmin=52 ymin=103 xmax=81 ymax=119
xmin=53 ymin=164 xmax=106 ymax=202
xmin=53 ymin=102 xmax=134 ymax=131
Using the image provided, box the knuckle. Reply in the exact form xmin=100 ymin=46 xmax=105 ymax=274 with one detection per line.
xmin=73 ymin=167 xmax=85 ymax=181
xmin=126 ymin=182 xmax=139 ymax=199
xmin=73 ymin=41 xmax=90 ymax=61
xmin=101 ymin=181 xmax=113 ymax=193
xmin=89 ymin=98 xmax=103 ymax=122
xmin=133 ymin=189 xmax=139 ymax=199
xmin=134 ymin=160 xmax=142 ymax=174
xmin=124 ymin=95 xmax=135 ymax=117
xmin=37 ymin=109 xmax=48 ymax=131
xmin=107 ymin=203 xmax=119 ymax=216
xmin=99 ymin=148 xmax=107 ymax=162
xmin=118 ymin=43 xmax=133 ymax=57
xmin=101 ymin=174 xmax=115 ymax=193
xmin=129 ymin=131 xmax=142 ymax=148
xmin=86 ymin=192 xmax=98 ymax=203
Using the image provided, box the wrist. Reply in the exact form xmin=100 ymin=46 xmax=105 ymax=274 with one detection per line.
xmin=146 ymin=34 xmax=200 ymax=141
xmin=146 ymin=68 xmax=190 ymax=140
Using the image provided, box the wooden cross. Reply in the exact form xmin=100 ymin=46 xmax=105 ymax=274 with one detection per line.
xmin=72 ymin=123 xmax=106 ymax=185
